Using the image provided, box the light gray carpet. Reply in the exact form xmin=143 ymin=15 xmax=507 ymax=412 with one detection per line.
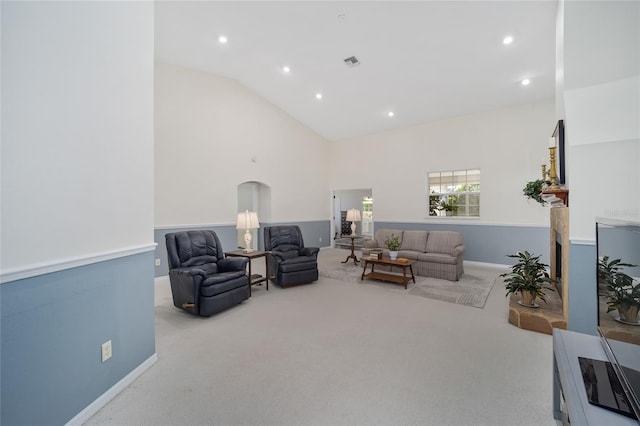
xmin=319 ymin=259 xmax=498 ymax=309
xmin=86 ymin=249 xmax=558 ymax=426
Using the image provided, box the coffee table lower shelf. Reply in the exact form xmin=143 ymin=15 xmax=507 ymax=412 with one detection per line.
xmin=362 ymin=271 xmax=412 ymax=286
xmin=360 ymin=257 xmax=416 ymax=289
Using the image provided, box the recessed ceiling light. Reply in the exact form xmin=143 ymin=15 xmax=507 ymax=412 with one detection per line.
xmin=521 ymin=78 xmax=531 ymax=86
xmin=282 ymin=65 xmax=291 ymax=73
xmin=218 ymin=35 xmax=228 ymax=44
xmin=387 ymin=111 xmax=395 ymax=118
xmin=315 ymin=93 xmax=323 ymax=100
xmin=503 ymin=36 xmax=514 ymax=45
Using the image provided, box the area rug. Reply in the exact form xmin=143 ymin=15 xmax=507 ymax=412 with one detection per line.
xmin=319 ymin=261 xmax=501 ymax=309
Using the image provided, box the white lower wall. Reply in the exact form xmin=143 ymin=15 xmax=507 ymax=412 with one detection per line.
xmin=154 ymin=62 xmax=330 ymax=226
xmin=329 ymin=100 xmax=555 ymax=225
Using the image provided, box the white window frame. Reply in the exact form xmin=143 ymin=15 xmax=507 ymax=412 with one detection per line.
xmin=427 ymin=169 xmax=480 ymax=218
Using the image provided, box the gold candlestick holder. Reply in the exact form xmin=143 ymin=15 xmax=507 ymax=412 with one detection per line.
xmin=541 ymin=164 xmax=547 ymax=181
xmin=548 ymin=146 xmax=560 ymax=190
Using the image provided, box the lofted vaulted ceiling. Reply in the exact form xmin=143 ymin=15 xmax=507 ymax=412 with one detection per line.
xmin=155 ymin=1 xmax=557 ymax=141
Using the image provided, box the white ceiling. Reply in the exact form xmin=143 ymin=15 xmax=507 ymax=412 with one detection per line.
xmin=155 ymin=1 xmax=558 ymax=141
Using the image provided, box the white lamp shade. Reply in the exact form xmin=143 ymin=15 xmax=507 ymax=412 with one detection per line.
xmin=236 ymin=210 xmax=260 ymax=230
xmin=346 ymin=209 xmax=361 ymax=222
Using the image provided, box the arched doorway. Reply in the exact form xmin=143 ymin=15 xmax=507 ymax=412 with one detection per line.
xmin=237 ymin=181 xmax=271 ymax=250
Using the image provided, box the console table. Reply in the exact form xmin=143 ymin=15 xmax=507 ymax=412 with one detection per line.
xmin=225 ymin=250 xmax=268 ymax=296
xmin=553 ymin=329 xmax=638 ymax=425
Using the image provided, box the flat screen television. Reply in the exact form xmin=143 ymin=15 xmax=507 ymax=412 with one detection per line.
xmin=591 ymin=218 xmax=640 ymax=421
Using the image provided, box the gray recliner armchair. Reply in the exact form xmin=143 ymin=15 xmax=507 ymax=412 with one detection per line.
xmin=165 ymin=230 xmax=250 ymax=317
xmin=264 ymin=225 xmax=319 ymax=287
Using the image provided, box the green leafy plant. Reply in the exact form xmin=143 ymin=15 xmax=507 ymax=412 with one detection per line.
xmin=523 ymin=179 xmax=545 ymax=206
xmin=429 ymin=195 xmax=441 ymax=216
xmin=384 ymin=233 xmax=401 ymax=251
xmin=599 ymin=257 xmax=640 ymax=322
xmin=598 ymin=256 xmax=636 ymax=287
xmin=500 ymin=251 xmax=554 ymax=303
xmin=437 ymin=199 xmax=458 ymax=212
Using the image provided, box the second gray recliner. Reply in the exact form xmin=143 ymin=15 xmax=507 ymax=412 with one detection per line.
xmin=264 ymin=225 xmax=319 ymax=287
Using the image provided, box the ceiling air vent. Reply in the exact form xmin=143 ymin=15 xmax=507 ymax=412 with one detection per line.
xmin=344 ymin=56 xmax=360 ymax=67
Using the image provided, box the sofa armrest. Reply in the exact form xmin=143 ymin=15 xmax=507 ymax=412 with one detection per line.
xmin=218 ymin=257 xmax=249 ymax=272
xmin=171 ymin=266 xmax=207 ymax=278
xmin=269 ymin=251 xmax=287 ymax=263
xmin=454 ymin=245 xmax=465 ymax=257
xmin=300 ymin=247 xmax=320 ymax=258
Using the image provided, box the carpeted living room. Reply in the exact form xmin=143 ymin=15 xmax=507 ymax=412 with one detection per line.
xmin=86 ymin=248 xmax=556 ymax=426
xmin=3 ymin=1 xmax=638 ymax=426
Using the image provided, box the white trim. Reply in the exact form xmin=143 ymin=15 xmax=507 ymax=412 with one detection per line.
xmin=265 ymin=219 xmax=329 ymax=224
xmin=570 ymin=239 xmax=596 ymax=246
xmin=155 ymin=223 xmax=234 ymax=230
xmin=464 ymin=260 xmax=510 ymax=269
xmin=65 ymin=353 xmax=158 ymax=426
xmin=0 ymin=243 xmax=157 ymax=284
xmin=374 ymin=220 xmax=549 ymax=228
xmin=596 ymin=217 xmax=640 ymax=227
xmin=155 ymin=219 xmax=330 ymax=230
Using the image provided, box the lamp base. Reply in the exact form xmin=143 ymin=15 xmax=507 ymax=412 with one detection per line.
xmin=350 ymin=223 xmax=356 ymax=236
xmin=244 ymin=230 xmax=253 ymax=253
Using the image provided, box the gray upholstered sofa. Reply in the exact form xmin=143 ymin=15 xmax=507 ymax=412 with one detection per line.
xmin=361 ymin=229 xmax=465 ymax=281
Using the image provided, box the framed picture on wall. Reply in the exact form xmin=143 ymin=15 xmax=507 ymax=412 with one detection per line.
xmin=553 ymin=119 xmax=565 ymax=184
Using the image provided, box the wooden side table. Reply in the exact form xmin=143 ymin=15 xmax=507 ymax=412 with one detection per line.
xmin=225 ymin=250 xmax=269 ymax=296
xmin=341 ymin=235 xmax=360 ymax=265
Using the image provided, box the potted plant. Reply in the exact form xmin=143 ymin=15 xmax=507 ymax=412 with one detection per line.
xmin=500 ymin=251 xmax=554 ymax=307
xmin=384 ymin=233 xmax=401 ymax=260
xmin=600 ymin=258 xmax=640 ymax=324
xmin=523 ymin=179 xmax=546 ymax=206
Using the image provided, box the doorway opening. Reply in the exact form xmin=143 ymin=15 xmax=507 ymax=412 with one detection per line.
xmin=237 ymin=181 xmax=271 ymax=250
xmin=332 ymin=189 xmax=373 ymax=244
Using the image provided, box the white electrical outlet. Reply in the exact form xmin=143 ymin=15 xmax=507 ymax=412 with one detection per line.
xmin=101 ymin=340 xmax=112 ymax=363
xmin=319 ymin=237 xmax=322 ymax=242
xmin=155 ymin=258 xmax=161 ymax=266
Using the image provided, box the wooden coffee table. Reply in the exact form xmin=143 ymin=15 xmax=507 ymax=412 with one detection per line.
xmin=360 ymin=257 xmax=416 ymax=289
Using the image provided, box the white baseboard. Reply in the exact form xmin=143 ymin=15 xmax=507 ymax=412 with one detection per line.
xmin=65 ymin=353 xmax=158 ymax=426
xmin=464 ymin=260 xmax=510 ymax=269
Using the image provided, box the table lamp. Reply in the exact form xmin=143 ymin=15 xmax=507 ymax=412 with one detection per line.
xmin=346 ymin=209 xmax=361 ymax=236
xmin=236 ymin=210 xmax=260 ymax=252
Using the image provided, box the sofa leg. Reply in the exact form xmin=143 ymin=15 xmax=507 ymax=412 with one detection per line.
xmin=182 ymin=303 xmax=195 ymax=309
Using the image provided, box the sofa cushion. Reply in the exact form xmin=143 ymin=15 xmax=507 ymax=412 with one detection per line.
xmin=201 ymin=273 xmax=248 ymax=296
xmin=279 ymin=256 xmax=317 ymax=273
xmin=397 ymin=250 xmax=419 ymax=260
xmin=417 ymin=252 xmax=458 ymax=265
xmin=400 ymin=230 xmax=428 ymax=252
xmin=425 ymin=231 xmax=463 ymax=256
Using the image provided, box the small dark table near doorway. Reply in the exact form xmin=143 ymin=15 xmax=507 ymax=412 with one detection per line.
xmin=341 ymin=235 xmax=360 ymax=265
